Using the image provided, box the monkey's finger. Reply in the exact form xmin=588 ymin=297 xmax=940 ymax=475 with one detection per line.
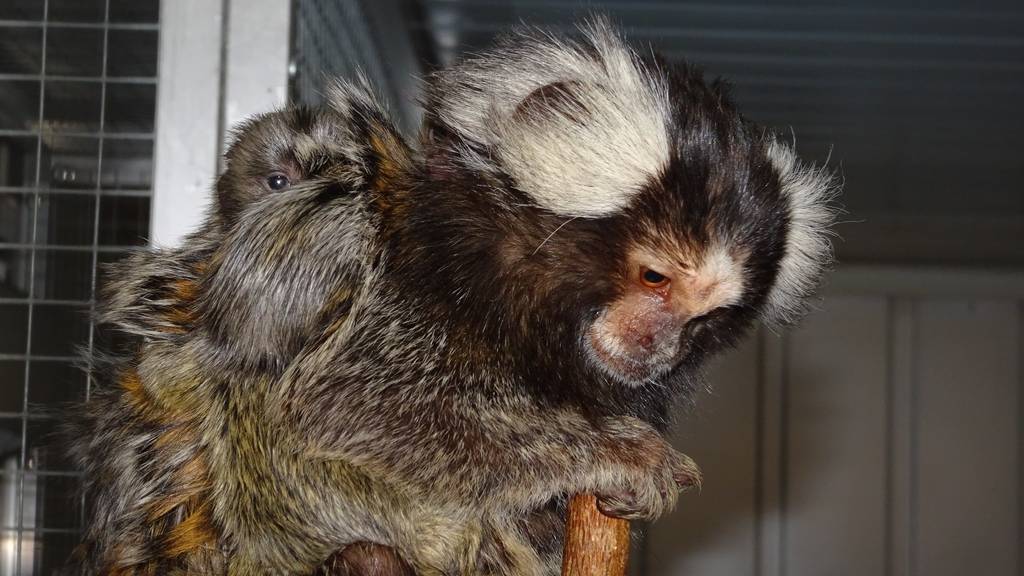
xmin=595 ymin=490 xmax=646 ymax=521
xmin=671 ymin=453 xmax=703 ymax=492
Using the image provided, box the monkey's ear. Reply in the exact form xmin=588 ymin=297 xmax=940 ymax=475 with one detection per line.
xmin=325 ymin=77 xmax=414 ymax=194
xmin=761 ymin=138 xmax=838 ymax=326
xmin=424 ymin=18 xmax=673 ymax=218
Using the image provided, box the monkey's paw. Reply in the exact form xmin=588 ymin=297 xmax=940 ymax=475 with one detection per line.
xmin=595 ymin=439 xmax=702 ymax=522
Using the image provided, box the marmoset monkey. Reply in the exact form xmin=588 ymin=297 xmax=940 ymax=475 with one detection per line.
xmin=69 ymin=19 xmax=835 ymax=576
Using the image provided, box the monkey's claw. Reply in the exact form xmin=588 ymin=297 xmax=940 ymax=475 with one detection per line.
xmin=672 ymin=452 xmax=703 ymax=492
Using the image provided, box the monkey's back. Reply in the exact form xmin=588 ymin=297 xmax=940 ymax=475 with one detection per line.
xmin=70 ymin=348 xmax=488 ymax=575
xmin=68 ymin=360 xmax=223 ymax=574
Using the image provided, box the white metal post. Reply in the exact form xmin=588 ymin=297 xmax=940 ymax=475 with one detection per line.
xmin=151 ymin=0 xmax=226 ymax=247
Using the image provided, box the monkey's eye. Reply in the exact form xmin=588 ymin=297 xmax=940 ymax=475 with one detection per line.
xmin=266 ymin=173 xmax=291 ymax=191
xmin=640 ymin=268 xmax=670 ymax=289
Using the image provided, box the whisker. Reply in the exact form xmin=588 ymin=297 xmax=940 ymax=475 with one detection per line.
xmin=532 ymin=217 xmax=579 ymax=256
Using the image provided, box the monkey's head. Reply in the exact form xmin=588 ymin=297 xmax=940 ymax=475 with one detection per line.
xmin=419 ymin=19 xmax=836 ymax=388
xmin=194 ymin=89 xmax=411 ymax=372
xmin=213 ymin=96 xmax=383 ymax=225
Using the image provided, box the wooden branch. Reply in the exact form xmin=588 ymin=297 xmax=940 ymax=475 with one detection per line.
xmin=561 ymin=494 xmax=631 ymax=576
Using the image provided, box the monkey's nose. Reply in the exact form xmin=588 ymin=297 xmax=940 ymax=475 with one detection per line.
xmin=638 ymin=334 xmax=654 ymax=349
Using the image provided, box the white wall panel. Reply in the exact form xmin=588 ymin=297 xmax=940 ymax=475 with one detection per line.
xmin=783 ymin=297 xmax=889 ymax=576
xmin=913 ymin=300 xmax=1019 ymax=576
xmin=644 ymin=269 xmax=1023 ymax=576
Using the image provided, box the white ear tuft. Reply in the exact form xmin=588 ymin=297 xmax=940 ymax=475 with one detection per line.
xmin=428 ymin=18 xmax=672 ymax=218
xmin=762 ymin=138 xmax=839 ymax=326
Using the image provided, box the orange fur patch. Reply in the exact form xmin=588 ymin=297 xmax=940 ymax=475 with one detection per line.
xmin=119 ymin=370 xmax=153 ymax=416
xmin=120 ymin=369 xmax=218 ymax=563
xmin=145 ymin=455 xmax=209 ymax=521
xmin=368 ymin=126 xmax=414 ymax=222
xmin=163 ymin=499 xmax=217 ymax=558
xmin=161 ymin=278 xmax=198 ymax=332
xmin=369 ymin=131 xmax=407 ymax=188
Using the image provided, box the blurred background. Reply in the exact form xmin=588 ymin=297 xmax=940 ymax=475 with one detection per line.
xmin=0 ymin=0 xmax=1021 ymax=574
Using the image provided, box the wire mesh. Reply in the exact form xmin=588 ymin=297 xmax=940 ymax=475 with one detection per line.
xmin=293 ymin=0 xmax=377 ymax=104
xmin=291 ymin=0 xmax=408 ymax=118
xmin=0 ymin=0 xmax=160 ymax=573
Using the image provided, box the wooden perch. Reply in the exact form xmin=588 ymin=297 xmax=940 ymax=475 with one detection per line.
xmin=561 ymin=494 xmax=631 ymax=576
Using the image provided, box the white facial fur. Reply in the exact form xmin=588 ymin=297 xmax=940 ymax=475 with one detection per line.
xmin=685 ymin=245 xmax=747 ymax=316
xmin=430 ymin=19 xmax=672 ymax=218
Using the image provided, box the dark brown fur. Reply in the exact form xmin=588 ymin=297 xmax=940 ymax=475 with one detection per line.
xmin=315 ymin=544 xmax=414 ymax=576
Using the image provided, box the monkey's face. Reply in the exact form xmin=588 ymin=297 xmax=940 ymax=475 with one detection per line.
xmin=571 ymin=142 xmax=791 ymax=386
xmin=215 ymin=105 xmax=373 ymax=225
xmin=424 ymin=22 xmax=835 ymax=388
xmin=584 ymin=244 xmax=749 ymax=384
xmin=199 ymin=102 xmax=400 ymax=371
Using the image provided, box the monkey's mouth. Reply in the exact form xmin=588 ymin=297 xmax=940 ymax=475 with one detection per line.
xmin=585 ymin=330 xmax=673 ymax=385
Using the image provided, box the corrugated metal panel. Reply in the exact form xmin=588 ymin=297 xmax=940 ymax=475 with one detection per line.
xmin=413 ymin=0 xmax=1024 ymax=266
xmin=291 ymin=0 xmax=425 ymax=133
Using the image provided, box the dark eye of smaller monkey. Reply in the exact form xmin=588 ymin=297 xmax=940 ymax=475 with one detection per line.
xmin=640 ymin=268 xmax=670 ymax=289
xmin=266 ymin=173 xmax=290 ymax=191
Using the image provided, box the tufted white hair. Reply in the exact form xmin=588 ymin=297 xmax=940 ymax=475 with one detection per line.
xmin=762 ymin=137 xmax=839 ymax=325
xmin=430 ymin=18 xmax=672 ymax=218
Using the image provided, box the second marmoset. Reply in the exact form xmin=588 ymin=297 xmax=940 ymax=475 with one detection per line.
xmin=68 ymin=19 xmax=835 ymax=576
